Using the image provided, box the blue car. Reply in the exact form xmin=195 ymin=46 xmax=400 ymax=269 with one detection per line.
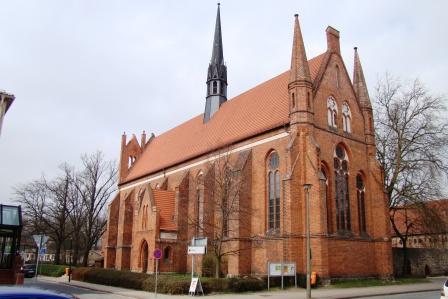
xmin=0 ymin=287 xmax=77 ymax=299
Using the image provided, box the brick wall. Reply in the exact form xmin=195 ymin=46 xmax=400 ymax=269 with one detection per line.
xmin=393 ymin=248 xmax=448 ymax=276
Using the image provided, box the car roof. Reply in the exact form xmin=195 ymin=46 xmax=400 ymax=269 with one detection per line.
xmin=0 ymin=286 xmax=72 ymax=298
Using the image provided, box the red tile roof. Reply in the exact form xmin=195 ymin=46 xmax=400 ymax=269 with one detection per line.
xmin=153 ymin=189 xmax=176 ymax=231
xmin=391 ymin=199 xmax=448 ymax=236
xmin=124 ymin=53 xmax=326 ymax=184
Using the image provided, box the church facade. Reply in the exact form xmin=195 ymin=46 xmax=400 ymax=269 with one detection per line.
xmin=103 ymin=6 xmax=393 ymax=279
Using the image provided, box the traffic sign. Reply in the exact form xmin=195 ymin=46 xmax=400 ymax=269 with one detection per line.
xmin=153 ymin=248 xmax=162 ymax=260
xmin=188 ymin=246 xmax=206 ymax=255
xmin=33 ymin=234 xmax=49 ymax=248
xmin=39 ymin=247 xmax=46 ymax=254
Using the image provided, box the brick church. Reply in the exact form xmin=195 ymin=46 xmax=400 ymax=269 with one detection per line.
xmin=103 ymin=5 xmax=393 ymax=279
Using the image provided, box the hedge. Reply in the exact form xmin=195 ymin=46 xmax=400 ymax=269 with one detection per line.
xmin=72 ymin=267 xmax=266 ymax=294
xmin=38 ymin=264 xmax=73 ymax=277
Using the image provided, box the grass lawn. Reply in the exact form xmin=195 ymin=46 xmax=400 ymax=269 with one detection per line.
xmin=330 ymin=277 xmax=429 ymax=288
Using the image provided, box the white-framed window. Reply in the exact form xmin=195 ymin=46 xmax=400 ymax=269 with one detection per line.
xmin=342 ymin=102 xmax=352 ymax=133
xmin=327 ymin=97 xmax=338 ymax=128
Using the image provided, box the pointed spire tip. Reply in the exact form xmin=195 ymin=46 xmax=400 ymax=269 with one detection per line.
xmin=294 ymin=13 xmax=299 ymax=18
xmin=354 ymin=46 xmax=358 ymax=51
xmin=217 ymin=2 xmax=220 ymax=6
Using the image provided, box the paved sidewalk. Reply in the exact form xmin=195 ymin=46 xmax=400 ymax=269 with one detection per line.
xmin=38 ymin=275 xmax=445 ymax=299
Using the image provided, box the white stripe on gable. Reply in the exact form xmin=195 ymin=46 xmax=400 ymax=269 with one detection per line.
xmin=119 ymin=131 xmax=289 ymax=192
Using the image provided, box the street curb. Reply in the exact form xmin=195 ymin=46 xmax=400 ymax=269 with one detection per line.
xmin=332 ymin=287 xmax=441 ymax=299
xmin=58 ymin=282 xmax=146 ymax=299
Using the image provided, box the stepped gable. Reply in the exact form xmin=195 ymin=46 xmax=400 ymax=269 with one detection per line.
xmin=123 ymin=53 xmax=326 ymax=184
xmin=153 ymin=189 xmax=176 ymax=231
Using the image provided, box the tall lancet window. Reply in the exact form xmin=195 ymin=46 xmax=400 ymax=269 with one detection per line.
xmin=357 ymin=174 xmax=367 ymax=234
xmin=342 ymin=102 xmax=352 ymax=133
xmin=212 ymin=81 xmax=218 ymax=94
xmin=327 ymin=97 xmax=338 ymax=128
xmin=267 ymin=152 xmax=281 ymax=233
xmin=334 ymin=144 xmax=351 ymax=231
xmin=196 ymin=172 xmax=204 ymax=236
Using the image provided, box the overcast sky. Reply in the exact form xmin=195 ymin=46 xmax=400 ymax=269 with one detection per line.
xmin=1 ymin=1 xmax=447 ymax=205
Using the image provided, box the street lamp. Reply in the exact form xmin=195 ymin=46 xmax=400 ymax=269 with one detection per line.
xmin=303 ymin=184 xmax=312 ymax=299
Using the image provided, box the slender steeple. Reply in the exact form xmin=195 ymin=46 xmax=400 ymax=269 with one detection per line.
xmin=204 ymin=3 xmax=227 ymax=123
xmin=353 ymin=47 xmax=371 ymax=108
xmin=353 ymin=47 xmax=375 ymax=147
xmin=288 ymin=14 xmax=313 ymax=128
xmin=290 ymin=14 xmax=311 ymax=84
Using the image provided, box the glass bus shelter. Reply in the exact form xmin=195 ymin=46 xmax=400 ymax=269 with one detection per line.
xmin=0 ymin=205 xmax=22 ymax=270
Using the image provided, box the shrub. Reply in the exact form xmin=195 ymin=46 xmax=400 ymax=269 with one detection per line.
xmin=38 ymin=264 xmax=72 ymax=277
xmin=72 ymin=268 xmax=267 ymax=294
xmin=201 ymin=254 xmax=216 ymax=277
xmin=73 ymin=267 xmax=147 ymax=290
xmin=228 ymin=276 xmax=265 ymax=292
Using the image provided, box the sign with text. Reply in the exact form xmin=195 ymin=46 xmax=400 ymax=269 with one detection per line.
xmin=187 ymin=246 xmax=206 ymax=255
xmin=192 ymin=237 xmax=207 ymax=246
xmin=269 ymin=262 xmax=296 ymax=277
xmin=188 ymin=277 xmax=203 ymax=296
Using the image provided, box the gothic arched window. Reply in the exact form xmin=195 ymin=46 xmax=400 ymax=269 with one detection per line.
xmin=342 ymin=102 xmax=352 ymax=133
xmin=196 ymin=172 xmax=204 ymax=236
xmin=357 ymin=174 xmax=367 ymax=234
xmin=327 ymin=97 xmax=338 ymax=128
xmin=334 ymin=145 xmax=351 ymax=231
xmin=212 ymin=81 xmax=218 ymax=94
xmin=267 ymin=152 xmax=281 ymax=233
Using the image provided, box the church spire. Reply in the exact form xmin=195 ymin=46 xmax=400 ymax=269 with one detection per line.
xmin=289 ymin=14 xmax=311 ymax=84
xmin=288 ymin=14 xmax=313 ymax=128
xmin=353 ymin=47 xmax=375 ymax=148
xmin=353 ymin=47 xmax=371 ymax=108
xmin=211 ymin=3 xmax=224 ymax=67
xmin=204 ymin=3 xmax=227 ymax=123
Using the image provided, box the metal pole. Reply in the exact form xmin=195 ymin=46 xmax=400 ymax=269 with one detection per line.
xmin=69 ymin=239 xmax=72 ymax=283
xmin=281 ymin=261 xmax=284 ymax=289
xmin=155 ymin=258 xmax=158 ymax=298
xmin=304 ymin=184 xmax=312 ymax=299
xmin=192 ymin=255 xmax=194 ymax=279
xmin=35 ymin=235 xmax=42 ymax=281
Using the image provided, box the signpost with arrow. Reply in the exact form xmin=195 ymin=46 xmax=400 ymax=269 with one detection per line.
xmin=32 ymin=234 xmax=49 ymax=280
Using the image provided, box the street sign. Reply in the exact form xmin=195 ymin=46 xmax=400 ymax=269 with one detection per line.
xmin=187 ymin=246 xmax=206 ymax=255
xmin=32 ymin=234 xmax=49 ymax=248
xmin=39 ymin=247 xmax=46 ymax=255
xmin=192 ymin=237 xmax=207 ymax=246
xmin=153 ymin=248 xmax=162 ymax=260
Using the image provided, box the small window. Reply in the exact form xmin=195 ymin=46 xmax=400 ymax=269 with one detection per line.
xmin=212 ymin=81 xmax=218 ymax=94
xmin=336 ymin=65 xmax=340 ymax=89
xmin=342 ymin=102 xmax=352 ymax=133
xmin=327 ymin=97 xmax=338 ymax=128
xmin=292 ymin=93 xmax=295 ymax=108
xmin=163 ymin=246 xmax=171 ymax=264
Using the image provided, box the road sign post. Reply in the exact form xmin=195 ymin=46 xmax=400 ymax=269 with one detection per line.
xmin=153 ymin=248 xmax=162 ymax=298
xmin=32 ymin=234 xmax=49 ymax=281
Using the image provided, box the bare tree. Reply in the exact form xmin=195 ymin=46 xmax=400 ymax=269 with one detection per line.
xmin=374 ymin=73 xmax=448 ymax=275
xmin=75 ymin=151 xmax=117 ymax=266
xmin=189 ymin=150 xmax=253 ymax=278
xmin=15 ymin=164 xmax=74 ymax=265
xmin=67 ymin=176 xmax=85 ymax=265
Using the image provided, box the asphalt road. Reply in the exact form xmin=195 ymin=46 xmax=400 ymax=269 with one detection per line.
xmin=356 ymin=290 xmax=441 ymax=299
xmin=24 ymin=278 xmax=126 ymax=299
xmin=22 ymin=278 xmax=443 ymax=299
